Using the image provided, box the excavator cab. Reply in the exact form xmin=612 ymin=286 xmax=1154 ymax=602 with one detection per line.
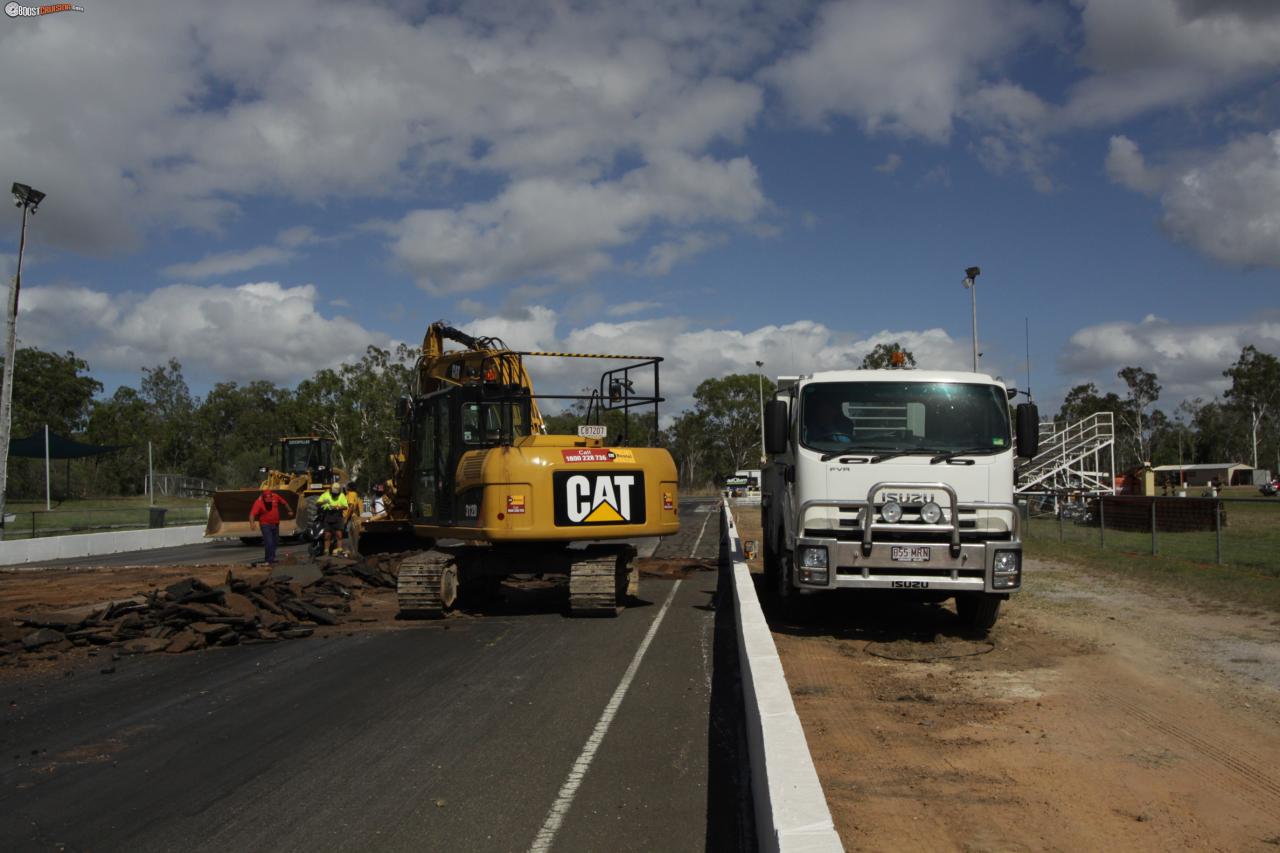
xmin=409 ymin=383 xmax=533 ymax=524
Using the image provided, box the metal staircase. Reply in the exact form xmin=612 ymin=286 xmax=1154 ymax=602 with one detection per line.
xmin=1017 ymin=412 xmax=1115 ymax=495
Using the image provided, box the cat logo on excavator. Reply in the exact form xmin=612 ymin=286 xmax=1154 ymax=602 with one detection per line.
xmin=554 ymin=471 xmax=646 ymax=526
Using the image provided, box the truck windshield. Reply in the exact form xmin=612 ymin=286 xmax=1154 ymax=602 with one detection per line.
xmin=800 ymin=382 xmax=1011 ymax=456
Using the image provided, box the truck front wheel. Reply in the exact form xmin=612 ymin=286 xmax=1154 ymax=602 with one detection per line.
xmin=774 ymin=551 xmax=803 ymax=620
xmin=955 ymin=593 xmax=1001 ymax=634
xmin=762 ymin=528 xmax=781 ymax=582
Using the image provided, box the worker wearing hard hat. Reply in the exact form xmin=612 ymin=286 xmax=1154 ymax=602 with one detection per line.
xmin=344 ymin=480 xmax=361 ymax=544
xmin=317 ymin=480 xmax=350 ymax=557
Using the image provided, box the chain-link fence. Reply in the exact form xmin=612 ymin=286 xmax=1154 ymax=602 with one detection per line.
xmin=1020 ymin=492 xmax=1280 ymax=572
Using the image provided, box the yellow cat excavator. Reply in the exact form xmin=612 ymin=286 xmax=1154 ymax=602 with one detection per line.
xmin=204 ymin=437 xmax=342 ymax=542
xmin=360 ymin=322 xmax=680 ymax=617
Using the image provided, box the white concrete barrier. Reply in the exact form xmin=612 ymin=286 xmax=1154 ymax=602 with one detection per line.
xmin=0 ymin=524 xmax=205 ymax=567
xmin=722 ymin=499 xmax=844 ymax=853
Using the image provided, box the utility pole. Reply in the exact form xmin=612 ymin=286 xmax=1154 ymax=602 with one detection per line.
xmin=0 ymin=183 xmax=45 ymax=538
xmin=963 ymin=266 xmax=980 ymax=372
xmin=756 ymin=360 xmax=766 ymax=464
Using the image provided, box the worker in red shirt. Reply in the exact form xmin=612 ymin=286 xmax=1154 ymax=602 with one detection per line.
xmin=249 ymin=486 xmax=293 ymax=565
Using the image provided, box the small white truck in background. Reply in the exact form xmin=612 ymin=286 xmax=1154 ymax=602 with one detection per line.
xmin=761 ymin=369 xmax=1039 ymax=632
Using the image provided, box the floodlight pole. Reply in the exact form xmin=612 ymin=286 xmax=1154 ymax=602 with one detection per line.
xmin=963 ymin=266 xmax=981 ymax=373
xmin=0 ymin=185 xmax=42 ymax=537
xmin=756 ymin=360 xmax=766 ymax=465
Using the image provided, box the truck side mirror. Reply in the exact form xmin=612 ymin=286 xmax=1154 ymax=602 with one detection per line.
xmin=1015 ymin=403 xmax=1039 ymax=458
xmin=764 ymin=400 xmax=789 ymax=455
xmin=396 ymin=396 xmax=412 ymax=420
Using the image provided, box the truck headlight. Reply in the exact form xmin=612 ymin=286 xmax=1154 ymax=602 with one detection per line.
xmin=920 ymin=501 xmax=942 ymax=524
xmin=881 ymin=501 xmax=903 ymax=523
xmin=798 ymin=545 xmax=829 ymax=585
xmin=799 ymin=546 xmax=828 ymax=569
xmin=993 ymin=550 xmax=1021 ymax=589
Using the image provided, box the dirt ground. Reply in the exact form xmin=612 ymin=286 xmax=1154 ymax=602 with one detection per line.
xmin=0 ymin=554 xmax=705 ymax=680
xmin=734 ymin=509 xmax=1280 ymax=853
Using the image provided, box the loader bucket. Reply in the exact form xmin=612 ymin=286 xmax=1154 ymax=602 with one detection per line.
xmin=205 ymin=489 xmax=301 ymax=538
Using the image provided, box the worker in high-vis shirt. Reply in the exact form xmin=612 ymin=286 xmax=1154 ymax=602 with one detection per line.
xmin=317 ymin=481 xmax=349 ymax=556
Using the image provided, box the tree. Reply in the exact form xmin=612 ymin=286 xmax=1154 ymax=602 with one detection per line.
xmin=1059 ymin=382 xmax=1125 ymax=424
xmin=85 ymin=386 xmax=151 ymax=496
xmin=293 ymin=345 xmax=416 ymax=485
xmin=190 ymin=380 xmax=300 ymax=485
xmin=690 ymin=373 xmax=777 ymax=476
xmin=1118 ymin=366 xmax=1160 ymax=465
xmin=860 ymin=342 xmax=916 ymax=369
xmin=1 ymin=348 xmax=104 ymax=498
xmin=665 ymin=410 xmax=714 ymax=489
xmin=8 ymin=348 xmax=102 ymax=437
xmin=1223 ymin=345 xmax=1280 ymax=470
xmin=1180 ymin=397 xmax=1243 ymax=467
xmin=140 ymin=358 xmax=196 ymax=474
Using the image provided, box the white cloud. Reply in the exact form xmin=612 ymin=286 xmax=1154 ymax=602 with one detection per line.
xmin=1106 ymin=131 xmax=1280 ymax=267
xmin=607 ymin=301 xmax=661 ymax=317
xmin=764 ymin=0 xmax=1060 ymax=142
xmin=642 ymin=232 xmax=727 ymax=275
xmin=458 ymin=304 xmax=969 ymax=414
xmin=1059 ymin=313 xmax=1280 ymax=402
xmin=0 ymin=0 xmax=782 ymax=258
xmin=1060 ymin=0 xmax=1280 ymax=128
xmin=385 ymin=153 xmax=765 ymax=294
xmin=162 ymin=223 xmax=334 ymax=279
xmin=276 ymin=226 xmax=321 ymax=249
xmin=162 ymin=246 xmax=295 ymax=280
xmin=874 ymin=153 xmax=903 ymax=174
xmin=1105 ymin=135 xmax=1166 ymax=193
xmin=17 ymin=281 xmax=384 ymax=384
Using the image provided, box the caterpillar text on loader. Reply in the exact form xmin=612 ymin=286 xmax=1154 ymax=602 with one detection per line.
xmin=204 ymin=436 xmax=342 ymax=543
xmin=362 ymin=322 xmax=680 ymax=617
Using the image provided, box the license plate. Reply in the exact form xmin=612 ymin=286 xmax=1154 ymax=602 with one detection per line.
xmin=891 ymin=546 xmax=931 ymax=562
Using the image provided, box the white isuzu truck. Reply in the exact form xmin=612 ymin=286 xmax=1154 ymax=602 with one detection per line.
xmin=761 ymin=369 xmax=1039 ymax=632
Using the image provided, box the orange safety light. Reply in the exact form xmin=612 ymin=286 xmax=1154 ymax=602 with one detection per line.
xmin=484 ymin=367 xmax=498 ymax=381
xmin=890 ymin=349 xmax=906 ymax=367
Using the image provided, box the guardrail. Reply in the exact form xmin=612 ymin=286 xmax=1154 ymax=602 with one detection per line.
xmin=1 ymin=505 xmax=209 ymax=541
xmin=721 ymin=498 xmax=844 ymax=853
xmin=0 ymin=524 xmax=207 ymax=567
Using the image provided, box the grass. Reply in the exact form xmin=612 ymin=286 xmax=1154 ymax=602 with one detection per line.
xmin=3 ymin=496 xmax=209 ymax=540
xmin=1025 ymin=496 xmax=1280 ymax=612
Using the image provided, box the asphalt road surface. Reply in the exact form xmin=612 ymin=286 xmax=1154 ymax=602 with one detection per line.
xmin=1 ymin=497 xmax=742 ymax=852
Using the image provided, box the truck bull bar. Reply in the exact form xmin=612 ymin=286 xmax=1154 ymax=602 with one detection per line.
xmin=797 ymin=481 xmax=1022 ymax=559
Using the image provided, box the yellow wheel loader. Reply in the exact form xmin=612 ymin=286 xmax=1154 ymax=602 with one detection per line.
xmin=361 ymin=322 xmax=680 ymax=617
xmin=204 ymin=436 xmax=343 ymax=543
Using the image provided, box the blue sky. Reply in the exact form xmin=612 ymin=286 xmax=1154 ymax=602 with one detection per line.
xmin=2 ymin=0 xmax=1278 ymax=417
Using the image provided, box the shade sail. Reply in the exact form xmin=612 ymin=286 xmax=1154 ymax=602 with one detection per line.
xmin=8 ymin=431 xmax=128 ymax=459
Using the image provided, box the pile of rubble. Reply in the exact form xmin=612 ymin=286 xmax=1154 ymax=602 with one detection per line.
xmin=1 ymin=555 xmax=407 ymax=661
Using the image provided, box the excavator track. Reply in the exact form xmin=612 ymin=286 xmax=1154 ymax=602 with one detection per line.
xmin=567 ymin=545 xmax=637 ymax=617
xmin=397 ymin=552 xmax=458 ymax=619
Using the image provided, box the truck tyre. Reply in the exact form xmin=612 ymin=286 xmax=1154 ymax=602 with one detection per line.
xmin=955 ymin=593 xmax=1001 ymax=634
xmin=296 ymin=495 xmax=319 ymax=541
xmin=774 ymin=551 xmax=803 ymax=620
xmin=762 ymin=527 xmax=781 ymax=583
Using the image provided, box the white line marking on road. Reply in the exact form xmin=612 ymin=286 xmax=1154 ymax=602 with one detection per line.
xmin=528 ymin=579 xmax=683 ymax=853
xmin=690 ymin=509 xmax=713 ymax=558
